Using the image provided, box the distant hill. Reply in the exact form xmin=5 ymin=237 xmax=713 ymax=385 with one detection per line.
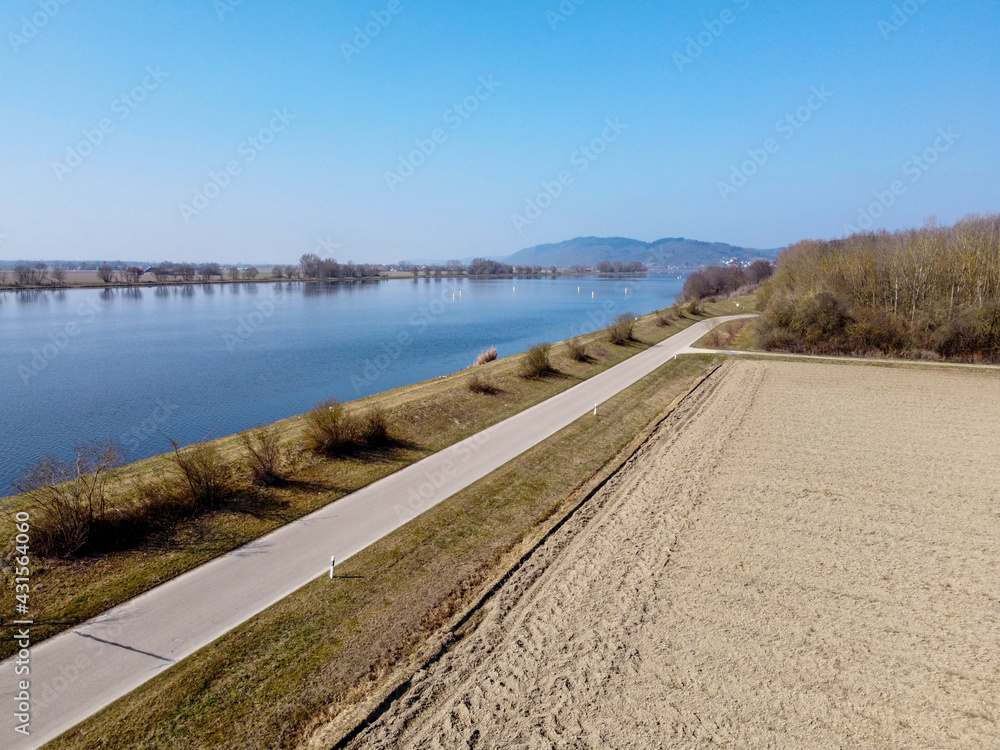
xmin=505 ymin=236 xmax=777 ymax=269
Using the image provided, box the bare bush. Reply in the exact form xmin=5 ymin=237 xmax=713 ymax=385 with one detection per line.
xmin=467 ymin=372 xmax=499 ymax=394
xmin=240 ymin=425 xmax=285 ymax=485
xmin=169 ymin=440 xmax=235 ymax=509
xmin=13 ymin=443 xmax=120 ymax=558
xmin=567 ymin=338 xmax=589 ymax=362
xmin=359 ymin=406 xmax=392 ymax=447
xmin=518 ymin=343 xmax=552 ymax=379
xmin=303 ymin=399 xmax=394 ymax=455
xmin=607 ymin=312 xmax=637 ymax=345
xmin=304 ymin=399 xmax=360 ymax=455
xmin=655 ymin=308 xmax=676 ymax=327
xmin=474 ymin=346 xmax=498 ymax=366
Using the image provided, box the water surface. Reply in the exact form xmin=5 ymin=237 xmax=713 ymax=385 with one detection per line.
xmin=0 ymin=275 xmax=684 ymax=493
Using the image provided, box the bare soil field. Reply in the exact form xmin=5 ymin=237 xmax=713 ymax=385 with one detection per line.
xmin=345 ymin=359 xmax=1000 ymax=749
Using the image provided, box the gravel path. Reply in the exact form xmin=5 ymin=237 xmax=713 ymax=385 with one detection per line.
xmin=350 ymin=359 xmax=1000 ymax=750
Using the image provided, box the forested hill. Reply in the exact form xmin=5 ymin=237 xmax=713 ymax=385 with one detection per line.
xmin=505 ymin=236 xmax=776 ymax=269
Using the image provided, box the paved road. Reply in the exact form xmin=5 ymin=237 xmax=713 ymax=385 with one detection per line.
xmin=1 ymin=316 xmax=742 ymax=749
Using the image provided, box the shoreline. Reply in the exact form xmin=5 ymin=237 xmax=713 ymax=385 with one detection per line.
xmin=0 ymin=271 xmax=672 ymax=294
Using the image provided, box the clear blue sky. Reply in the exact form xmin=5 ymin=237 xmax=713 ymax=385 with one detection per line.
xmin=2 ymin=0 xmax=998 ymax=264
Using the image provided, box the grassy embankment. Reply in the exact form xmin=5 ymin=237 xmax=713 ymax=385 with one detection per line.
xmin=0 ymin=298 xmax=751 ymax=661
xmin=47 ymin=352 xmax=724 ymax=750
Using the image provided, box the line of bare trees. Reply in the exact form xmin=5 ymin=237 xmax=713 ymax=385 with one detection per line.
xmin=756 ymin=214 xmax=1000 ymax=361
xmin=680 ymin=259 xmax=774 ymax=301
xmin=299 ymin=254 xmax=383 ymax=280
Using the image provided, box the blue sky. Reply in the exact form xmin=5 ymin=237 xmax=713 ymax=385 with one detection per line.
xmin=1 ymin=0 xmax=998 ymax=264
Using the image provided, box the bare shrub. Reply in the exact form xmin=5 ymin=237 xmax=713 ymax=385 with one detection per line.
xmin=13 ymin=443 xmax=120 ymax=558
xmin=240 ymin=425 xmax=285 ymax=485
xmin=467 ymin=372 xmax=499 ymax=394
xmin=518 ymin=343 xmax=552 ymax=379
xmin=567 ymin=338 xmax=589 ymax=362
xmin=169 ymin=440 xmax=235 ymax=509
xmin=655 ymin=309 xmax=675 ymax=327
xmin=358 ymin=406 xmax=392 ymax=447
xmin=474 ymin=346 xmax=498 ymax=366
xmin=704 ymin=319 xmax=751 ymax=348
xmin=606 ymin=312 xmax=637 ymax=345
xmin=97 ymin=264 xmax=115 ymax=283
xmin=686 ymin=299 xmax=703 ymax=316
xmin=304 ymin=399 xmax=358 ymax=456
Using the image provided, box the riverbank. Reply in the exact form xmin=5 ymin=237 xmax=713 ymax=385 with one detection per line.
xmin=0 ymin=269 xmax=665 ymax=292
xmin=44 ymin=348 xmax=726 ymax=750
xmin=0 ymin=297 xmax=753 ymax=663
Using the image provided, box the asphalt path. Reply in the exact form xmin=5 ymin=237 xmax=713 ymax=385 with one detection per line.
xmin=1 ymin=315 xmax=744 ymax=748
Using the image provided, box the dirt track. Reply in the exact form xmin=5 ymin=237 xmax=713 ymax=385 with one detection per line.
xmin=348 ymin=359 xmax=1000 ymax=749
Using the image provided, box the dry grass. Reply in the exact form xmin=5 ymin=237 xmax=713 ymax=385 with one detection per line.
xmin=566 ymin=338 xmax=590 ymax=362
xmin=0 ymin=296 xmax=748 ymax=660
xmin=606 ymin=312 xmax=637 ymax=345
xmin=517 ymin=343 xmax=553 ymax=378
xmin=46 ymin=356 xmax=722 ymax=750
xmin=466 ymin=372 xmax=500 ymax=395
xmin=700 ymin=318 xmax=753 ymax=349
xmin=474 ymin=346 xmax=498 ymax=366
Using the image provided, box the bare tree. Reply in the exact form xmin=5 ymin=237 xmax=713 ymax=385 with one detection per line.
xmin=178 ymin=263 xmax=196 ymax=282
xmin=227 ymin=266 xmax=241 ymax=281
xmin=122 ymin=266 xmax=143 ymax=285
xmin=240 ymin=425 xmax=284 ymax=484
xmin=52 ymin=266 xmax=68 ymax=284
xmin=14 ymin=443 xmax=121 ymax=558
xmin=97 ymin=264 xmax=115 ymax=283
xmin=272 ymin=265 xmax=284 ymax=279
xmin=244 ymin=266 xmax=259 ymax=280
xmin=153 ymin=262 xmax=174 ymax=282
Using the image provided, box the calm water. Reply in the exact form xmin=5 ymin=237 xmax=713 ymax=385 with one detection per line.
xmin=0 ymin=275 xmax=684 ymax=493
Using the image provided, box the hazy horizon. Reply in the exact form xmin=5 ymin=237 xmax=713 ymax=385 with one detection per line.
xmin=2 ymin=1 xmax=998 ymax=264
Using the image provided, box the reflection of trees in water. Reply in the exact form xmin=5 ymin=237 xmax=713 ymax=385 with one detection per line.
xmin=301 ymin=278 xmax=385 ymax=297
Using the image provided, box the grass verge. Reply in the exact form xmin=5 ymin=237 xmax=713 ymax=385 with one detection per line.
xmin=0 ymin=298 xmax=746 ymax=660
xmin=46 ymin=353 xmax=723 ymax=750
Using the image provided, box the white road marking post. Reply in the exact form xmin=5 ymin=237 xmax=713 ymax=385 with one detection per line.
xmin=593 ymin=402 xmax=597 ymax=416
xmin=330 ymin=556 xmax=335 ymax=578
